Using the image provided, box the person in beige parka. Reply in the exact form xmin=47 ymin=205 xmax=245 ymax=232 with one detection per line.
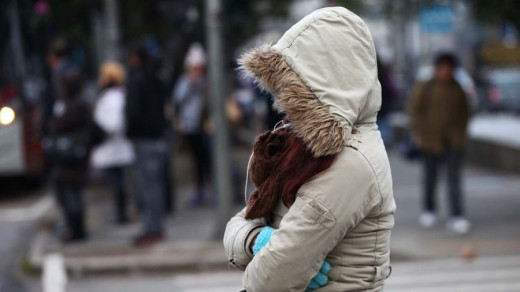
xmin=224 ymin=7 xmax=396 ymax=291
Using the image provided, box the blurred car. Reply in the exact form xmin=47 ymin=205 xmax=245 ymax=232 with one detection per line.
xmin=0 ymin=85 xmax=45 ymax=178
xmin=478 ymin=67 xmax=520 ymax=113
xmin=0 ymin=1 xmax=46 ymax=181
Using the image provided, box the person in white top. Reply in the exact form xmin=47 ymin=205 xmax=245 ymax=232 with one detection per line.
xmin=91 ymin=62 xmax=135 ymax=224
xmin=172 ymin=43 xmax=211 ymax=205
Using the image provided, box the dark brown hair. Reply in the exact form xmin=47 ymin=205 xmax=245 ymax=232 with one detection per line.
xmin=245 ymin=128 xmax=336 ymax=220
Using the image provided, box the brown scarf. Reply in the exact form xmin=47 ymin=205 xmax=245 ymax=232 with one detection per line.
xmin=245 ymin=128 xmax=336 ymax=220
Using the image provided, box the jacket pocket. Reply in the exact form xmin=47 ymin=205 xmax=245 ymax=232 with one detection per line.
xmin=369 ymin=266 xmax=391 ymax=289
xmin=296 ymin=196 xmax=336 ymax=230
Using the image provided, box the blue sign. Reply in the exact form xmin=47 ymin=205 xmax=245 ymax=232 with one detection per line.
xmin=419 ymin=4 xmax=455 ymax=33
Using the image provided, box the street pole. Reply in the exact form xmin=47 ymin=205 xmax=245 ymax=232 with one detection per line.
xmin=392 ymin=0 xmax=411 ymax=105
xmin=9 ymin=0 xmax=26 ymax=81
xmin=205 ymin=0 xmax=233 ymax=237
xmin=103 ymin=0 xmax=121 ymax=62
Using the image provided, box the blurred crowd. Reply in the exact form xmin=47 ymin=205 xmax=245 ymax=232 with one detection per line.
xmin=42 ymin=34 xmax=475 ymax=248
xmin=40 ymin=38 xmax=285 ymax=247
xmin=21 ymin=0 xmax=518 ymax=248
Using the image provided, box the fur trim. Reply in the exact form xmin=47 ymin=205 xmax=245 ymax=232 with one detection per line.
xmin=239 ymin=45 xmax=347 ymax=157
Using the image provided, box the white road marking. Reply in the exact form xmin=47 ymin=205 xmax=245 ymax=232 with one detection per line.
xmin=65 ymin=256 xmax=520 ymax=291
xmin=42 ymin=253 xmax=67 ymax=292
xmin=386 ymin=255 xmax=520 ymax=292
xmin=0 ymin=195 xmax=54 ymax=222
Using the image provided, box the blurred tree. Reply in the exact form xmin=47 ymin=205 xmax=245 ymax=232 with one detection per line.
xmin=225 ymin=0 xmax=292 ymax=52
xmin=225 ymin=0 xmax=366 ymax=51
xmin=473 ymin=0 xmax=520 ymax=32
xmin=45 ymin=0 xmax=96 ymax=44
xmin=119 ymin=0 xmax=171 ymax=43
xmin=329 ymin=0 xmax=365 ymax=12
xmin=32 ymin=0 xmax=374 ymax=81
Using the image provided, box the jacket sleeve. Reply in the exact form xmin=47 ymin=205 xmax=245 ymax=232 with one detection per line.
xmin=452 ymin=83 xmax=470 ymax=135
xmin=223 ymin=208 xmax=265 ymax=270
xmin=243 ymin=150 xmax=379 ymax=292
xmin=125 ymin=77 xmax=141 ymax=135
xmin=408 ymin=82 xmax=426 ymax=135
xmin=172 ymin=76 xmax=190 ymax=106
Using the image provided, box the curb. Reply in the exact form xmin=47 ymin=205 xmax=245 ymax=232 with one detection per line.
xmin=28 ymin=229 xmax=229 ymax=277
xmin=467 ymin=138 xmax=520 ymax=173
xmin=390 ymin=117 xmax=520 ymax=173
xmin=28 ymin=231 xmax=230 ymax=277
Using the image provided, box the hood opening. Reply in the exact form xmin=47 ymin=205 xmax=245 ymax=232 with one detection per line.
xmin=239 ymin=45 xmax=347 ymax=157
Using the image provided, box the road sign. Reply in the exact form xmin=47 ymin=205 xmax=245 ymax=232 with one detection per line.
xmin=419 ymin=4 xmax=454 ymax=34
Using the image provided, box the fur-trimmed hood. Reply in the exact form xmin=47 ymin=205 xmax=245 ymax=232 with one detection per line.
xmin=240 ymin=7 xmax=381 ymax=157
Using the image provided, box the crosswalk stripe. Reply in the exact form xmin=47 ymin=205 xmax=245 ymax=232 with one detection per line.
xmin=387 ymin=280 xmax=520 ymax=292
xmin=387 ymin=268 xmax=520 ymax=285
xmin=386 ymin=256 xmax=520 ymax=292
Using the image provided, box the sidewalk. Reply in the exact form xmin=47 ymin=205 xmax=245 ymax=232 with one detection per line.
xmin=28 ymin=146 xmax=520 ymax=277
xmin=28 ymin=146 xmax=251 ymax=276
xmin=388 ymin=152 xmax=520 ymax=261
xmin=29 ymin=200 xmax=228 ymax=276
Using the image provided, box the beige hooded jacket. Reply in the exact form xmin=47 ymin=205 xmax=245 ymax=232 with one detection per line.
xmin=223 ymin=7 xmax=396 ymax=292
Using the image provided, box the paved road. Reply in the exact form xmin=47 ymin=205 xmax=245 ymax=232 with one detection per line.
xmin=385 ymin=255 xmax=520 ymax=292
xmin=63 ymin=151 xmax=520 ymax=291
xmin=66 ymin=271 xmax=244 ymax=292
xmin=0 ymin=221 xmax=33 ymax=292
xmin=62 ymin=255 xmax=520 ymax=292
xmin=389 ymin=152 xmax=520 ymax=260
xmin=15 ymin=150 xmax=520 ymax=291
xmin=0 ymin=179 xmax=46 ymax=292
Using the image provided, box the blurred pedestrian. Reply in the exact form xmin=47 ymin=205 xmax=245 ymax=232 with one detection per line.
xmin=42 ymin=39 xmax=71 ymax=135
xmin=232 ymin=77 xmax=254 ymax=129
xmin=45 ymin=67 xmax=91 ymax=242
xmin=377 ymin=58 xmax=398 ymax=146
xmin=172 ymin=43 xmax=211 ymax=206
xmin=91 ymin=62 xmax=134 ymax=224
xmin=125 ymin=44 xmax=168 ymax=246
xmin=409 ymin=53 xmax=471 ymax=235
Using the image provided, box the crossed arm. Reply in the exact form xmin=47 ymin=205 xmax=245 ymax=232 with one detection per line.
xmin=224 ymin=151 xmax=377 ymax=291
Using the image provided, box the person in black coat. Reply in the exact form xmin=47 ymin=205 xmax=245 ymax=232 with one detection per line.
xmin=47 ymin=67 xmax=91 ymax=242
xmin=125 ymin=45 xmax=168 ymax=247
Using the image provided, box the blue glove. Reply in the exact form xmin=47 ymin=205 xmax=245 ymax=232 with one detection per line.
xmin=252 ymin=227 xmax=332 ymax=291
xmin=252 ymin=226 xmax=275 ymax=255
xmin=306 ymin=261 xmax=332 ymax=291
